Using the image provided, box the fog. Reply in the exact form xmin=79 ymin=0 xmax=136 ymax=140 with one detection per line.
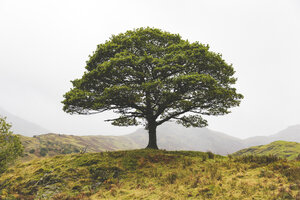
xmin=0 ymin=0 xmax=299 ymax=138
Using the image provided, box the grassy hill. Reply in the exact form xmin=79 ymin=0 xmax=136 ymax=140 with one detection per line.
xmin=19 ymin=134 xmax=142 ymax=161
xmin=1 ymin=150 xmax=300 ymax=199
xmin=15 ymin=122 xmax=300 ymax=160
xmin=233 ymin=141 xmax=300 ymax=160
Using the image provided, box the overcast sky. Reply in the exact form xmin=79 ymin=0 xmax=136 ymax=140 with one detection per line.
xmin=0 ymin=0 xmax=299 ymax=138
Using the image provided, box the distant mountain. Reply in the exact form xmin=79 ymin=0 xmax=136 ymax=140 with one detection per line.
xmin=20 ymin=123 xmax=241 ymax=161
xmin=241 ymin=136 xmax=270 ymax=147
xmin=243 ymin=124 xmax=300 ymax=147
xmin=4 ymin=105 xmax=299 ymax=156
xmin=271 ymin=125 xmax=300 ymax=142
xmin=0 ymin=107 xmax=49 ymax=137
xmin=126 ymin=123 xmax=300 ymax=154
xmin=233 ymin=141 xmax=300 ymax=160
xmin=125 ymin=123 xmax=243 ymax=155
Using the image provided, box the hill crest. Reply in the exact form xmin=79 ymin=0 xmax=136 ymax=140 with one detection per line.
xmin=233 ymin=140 xmax=300 ymax=160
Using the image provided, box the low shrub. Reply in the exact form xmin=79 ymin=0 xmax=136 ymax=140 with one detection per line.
xmin=234 ymin=154 xmax=283 ymax=164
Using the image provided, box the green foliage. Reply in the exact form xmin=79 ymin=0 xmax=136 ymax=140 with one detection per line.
xmin=62 ymin=27 xmax=243 ymax=149
xmin=0 ymin=116 xmax=23 ymax=174
xmin=39 ymin=147 xmax=48 ymax=157
xmin=29 ymin=149 xmax=35 ymax=154
xmin=206 ymin=151 xmax=215 ymax=159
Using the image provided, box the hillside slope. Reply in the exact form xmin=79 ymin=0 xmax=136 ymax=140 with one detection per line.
xmin=233 ymin=141 xmax=300 ymax=160
xmin=1 ymin=150 xmax=299 ymax=199
xmin=20 ymin=133 xmax=142 ymax=161
xmin=19 ymin=123 xmax=244 ymax=161
xmin=18 ymin=122 xmax=300 ymax=159
xmin=0 ymin=107 xmax=49 ymax=137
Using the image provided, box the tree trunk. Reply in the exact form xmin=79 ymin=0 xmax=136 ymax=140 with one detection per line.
xmin=146 ymin=123 xmax=158 ymax=149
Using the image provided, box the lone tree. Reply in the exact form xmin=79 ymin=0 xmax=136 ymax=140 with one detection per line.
xmin=0 ymin=116 xmax=23 ymax=173
xmin=62 ymin=27 xmax=243 ymax=149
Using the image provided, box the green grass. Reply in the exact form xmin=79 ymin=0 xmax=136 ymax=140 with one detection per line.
xmin=233 ymin=141 xmax=300 ymax=160
xmin=1 ymin=150 xmax=300 ymax=199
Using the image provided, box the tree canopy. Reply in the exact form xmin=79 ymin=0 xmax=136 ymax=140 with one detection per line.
xmin=62 ymin=27 xmax=243 ymax=149
xmin=0 ymin=116 xmax=23 ymax=173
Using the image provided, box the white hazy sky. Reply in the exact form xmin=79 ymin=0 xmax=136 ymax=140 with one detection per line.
xmin=0 ymin=0 xmax=299 ymax=138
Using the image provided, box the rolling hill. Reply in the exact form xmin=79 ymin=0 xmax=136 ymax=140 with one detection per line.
xmin=1 ymin=150 xmax=299 ymax=199
xmin=20 ymin=133 xmax=142 ymax=161
xmin=19 ymin=122 xmax=300 ymax=161
xmin=19 ymin=122 xmax=245 ymax=162
xmin=3 ymin=106 xmax=299 ymax=157
xmin=233 ymin=141 xmax=300 ymax=160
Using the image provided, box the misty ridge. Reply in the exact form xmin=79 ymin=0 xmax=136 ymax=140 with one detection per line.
xmin=2 ymin=106 xmax=300 ymax=156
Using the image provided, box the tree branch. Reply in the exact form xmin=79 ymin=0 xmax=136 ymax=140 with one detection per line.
xmin=156 ymin=108 xmax=192 ymax=125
